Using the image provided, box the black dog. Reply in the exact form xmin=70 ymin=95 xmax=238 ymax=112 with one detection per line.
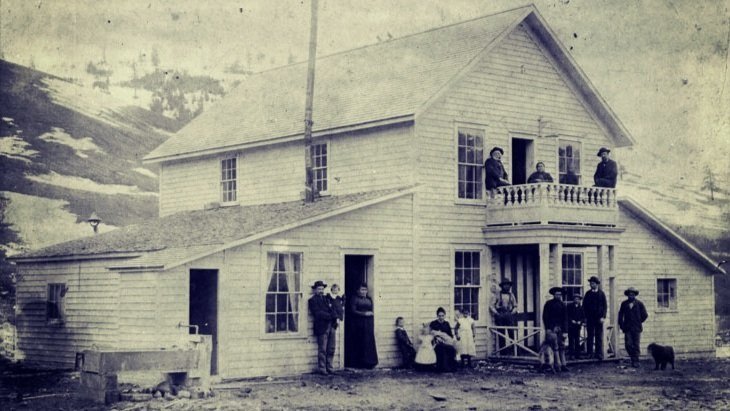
xmin=647 ymin=343 xmax=675 ymax=370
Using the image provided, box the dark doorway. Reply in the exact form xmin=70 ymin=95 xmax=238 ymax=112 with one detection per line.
xmin=189 ymin=269 xmax=218 ymax=375
xmin=498 ymin=246 xmax=539 ymax=350
xmin=511 ymin=138 xmax=534 ymax=185
xmin=344 ymin=254 xmax=374 ymax=368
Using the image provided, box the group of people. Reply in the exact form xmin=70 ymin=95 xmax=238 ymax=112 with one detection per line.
xmin=484 ymin=145 xmax=618 ymax=189
xmin=308 ymin=281 xmax=378 ymax=375
xmin=309 ymin=273 xmax=648 ymax=375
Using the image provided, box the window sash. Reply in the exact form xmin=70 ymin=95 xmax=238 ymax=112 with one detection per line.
xmin=454 ymin=251 xmax=481 ymax=320
xmin=265 ymin=252 xmax=302 ymax=334
xmin=657 ymin=279 xmax=677 ymax=310
xmin=558 ymin=141 xmax=582 ymax=183
xmin=312 ymin=143 xmax=328 ymax=193
xmin=457 ymin=128 xmax=484 ymax=200
xmin=221 ymin=158 xmax=237 ymax=202
xmin=561 ymin=253 xmax=583 ymax=301
xmin=47 ymin=283 xmax=65 ymax=320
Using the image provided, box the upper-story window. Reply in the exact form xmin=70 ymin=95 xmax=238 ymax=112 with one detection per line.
xmin=312 ymin=142 xmax=328 ymax=194
xmin=558 ymin=140 xmax=581 ymax=185
xmin=221 ymin=158 xmax=237 ymax=202
xmin=457 ymin=127 xmax=484 ymax=200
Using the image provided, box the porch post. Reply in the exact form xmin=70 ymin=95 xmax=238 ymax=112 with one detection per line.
xmin=537 ymin=243 xmax=551 ymax=331
xmin=608 ymin=245 xmax=618 ymax=358
xmin=485 ymin=246 xmax=494 ymax=357
xmin=597 ymin=245 xmax=609 ymax=359
xmin=551 ymin=243 xmax=562 ymax=289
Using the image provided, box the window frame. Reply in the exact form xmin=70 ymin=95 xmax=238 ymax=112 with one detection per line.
xmin=452 ymin=247 xmax=486 ymax=322
xmin=220 ymin=156 xmax=238 ymax=205
xmin=561 ymin=252 xmax=584 ymax=301
xmin=557 ymin=138 xmax=582 ymax=185
xmin=260 ymin=247 xmax=306 ymax=340
xmin=656 ymin=278 xmax=678 ymax=313
xmin=454 ymin=123 xmax=486 ymax=204
xmin=311 ymin=141 xmax=329 ymax=196
xmin=46 ymin=283 xmax=66 ymax=324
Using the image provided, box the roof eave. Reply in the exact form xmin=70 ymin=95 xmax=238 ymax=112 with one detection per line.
xmin=618 ymin=197 xmax=727 ymax=275
xmin=522 ymin=11 xmax=635 ymax=148
xmin=10 ymin=252 xmax=144 ymax=264
xmin=143 ymin=114 xmax=415 ymax=164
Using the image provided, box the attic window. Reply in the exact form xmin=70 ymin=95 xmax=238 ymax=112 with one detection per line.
xmin=47 ymin=283 xmax=67 ymax=323
xmin=221 ymin=158 xmax=237 ymax=202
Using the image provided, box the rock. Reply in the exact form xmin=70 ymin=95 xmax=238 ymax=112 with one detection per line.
xmin=301 ymin=381 xmax=307 ymax=387
xmin=430 ymin=393 xmax=448 ymax=401
xmin=177 ymin=390 xmax=191 ymax=399
xmin=265 ymin=376 xmax=273 ymax=381
xmin=153 ymin=391 xmax=162 ymax=398
xmin=155 ymin=381 xmax=172 ymax=394
xmin=510 ymin=379 xmax=525 ymax=385
xmin=119 ymin=392 xmax=153 ymax=402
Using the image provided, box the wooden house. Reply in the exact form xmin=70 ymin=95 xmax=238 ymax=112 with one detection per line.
xmin=12 ymin=5 xmax=724 ymax=378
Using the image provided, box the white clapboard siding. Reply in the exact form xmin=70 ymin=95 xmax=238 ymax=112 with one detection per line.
xmin=411 ymin=24 xmax=619 ymax=355
xmin=158 ymin=124 xmax=415 ymax=216
xmin=615 ymin=207 xmax=716 ymax=356
xmin=15 ymin=261 xmax=120 ymax=368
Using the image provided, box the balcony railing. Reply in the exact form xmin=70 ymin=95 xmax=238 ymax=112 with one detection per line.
xmin=485 ymin=183 xmax=618 ymax=227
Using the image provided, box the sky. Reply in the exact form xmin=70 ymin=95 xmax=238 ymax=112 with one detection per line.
xmin=1 ymin=0 xmax=729 ymax=179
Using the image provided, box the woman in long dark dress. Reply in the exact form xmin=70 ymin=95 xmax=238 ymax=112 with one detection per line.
xmin=348 ymin=284 xmax=379 ymax=368
xmin=429 ymin=307 xmax=457 ymax=372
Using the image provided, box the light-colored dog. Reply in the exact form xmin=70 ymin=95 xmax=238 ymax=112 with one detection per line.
xmin=538 ymin=330 xmax=561 ymax=373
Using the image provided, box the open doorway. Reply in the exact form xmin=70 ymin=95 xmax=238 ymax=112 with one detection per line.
xmin=343 ymin=254 xmax=374 ymax=368
xmin=189 ymin=269 xmax=218 ymax=375
xmin=511 ymin=137 xmax=534 ymax=185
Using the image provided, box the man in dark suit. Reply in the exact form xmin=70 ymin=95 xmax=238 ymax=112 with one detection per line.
xmin=593 ymin=147 xmax=618 ymax=188
xmin=618 ymin=287 xmax=648 ymax=368
xmin=484 ymin=146 xmax=510 ymax=190
xmin=542 ymin=287 xmax=569 ymax=372
xmin=308 ymin=280 xmax=336 ymax=375
xmin=583 ymin=276 xmax=608 ymax=360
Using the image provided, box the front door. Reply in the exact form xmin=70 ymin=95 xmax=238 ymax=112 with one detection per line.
xmin=511 ymin=138 xmax=534 ymax=185
xmin=497 ymin=246 xmax=539 ymax=349
xmin=189 ymin=269 xmax=218 ymax=375
xmin=344 ymin=254 xmax=374 ymax=368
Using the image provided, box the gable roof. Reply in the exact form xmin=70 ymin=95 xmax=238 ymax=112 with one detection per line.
xmin=619 ymin=198 xmax=726 ymax=275
xmin=11 ymin=187 xmax=415 ymax=269
xmin=145 ymin=5 xmax=633 ymax=163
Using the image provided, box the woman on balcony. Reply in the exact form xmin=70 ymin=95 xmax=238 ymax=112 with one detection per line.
xmin=527 ymin=162 xmax=554 ymax=184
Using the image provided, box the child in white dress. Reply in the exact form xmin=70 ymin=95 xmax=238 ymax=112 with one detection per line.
xmin=414 ymin=323 xmax=437 ymax=371
xmin=455 ymin=308 xmax=477 ymax=367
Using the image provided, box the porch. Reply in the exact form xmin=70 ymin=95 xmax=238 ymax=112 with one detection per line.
xmin=486 ymin=183 xmax=617 ymax=227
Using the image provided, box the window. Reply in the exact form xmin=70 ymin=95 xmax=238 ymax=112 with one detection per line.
xmin=221 ymin=158 xmax=237 ymax=202
xmin=47 ymin=283 xmax=66 ymax=322
xmin=657 ymin=279 xmax=677 ymax=311
xmin=561 ymin=253 xmax=583 ymax=301
xmin=454 ymin=251 xmax=480 ymax=320
xmin=457 ymin=128 xmax=484 ymax=199
xmin=312 ymin=143 xmax=328 ymax=193
xmin=265 ymin=252 xmax=302 ymax=334
xmin=558 ymin=140 xmax=581 ymax=184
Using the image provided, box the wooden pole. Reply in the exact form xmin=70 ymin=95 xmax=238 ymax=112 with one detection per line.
xmin=303 ymin=0 xmax=319 ymax=203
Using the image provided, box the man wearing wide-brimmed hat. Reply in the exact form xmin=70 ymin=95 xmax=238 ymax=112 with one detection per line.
xmin=490 ymin=279 xmax=518 ymax=351
xmin=618 ymin=286 xmax=648 ymax=368
xmin=542 ymin=287 xmax=569 ymax=371
xmin=308 ymin=280 xmax=337 ymax=375
xmin=583 ymin=276 xmax=608 ymax=360
xmin=484 ymin=146 xmax=511 ymax=190
xmin=593 ymin=147 xmax=618 ymax=188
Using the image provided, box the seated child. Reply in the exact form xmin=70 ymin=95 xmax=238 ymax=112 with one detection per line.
xmin=394 ymin=316 xmax=416 ymax=369
xmin=414 ymin=323 xmax=437 ymax=371
xmin=539 ymin=329 xmax=562 ymax=374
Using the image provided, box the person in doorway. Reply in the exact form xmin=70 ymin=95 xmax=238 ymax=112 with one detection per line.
xmin=394 ymin=316 xmax=416 ymax=369
xmin=618 ymin=287 xmax=648 ymax=368
xmin=567 ymin=294 xmax=585 ymax=359
xmin=542 ymin=287 xmax=569 ymax=372
xmin=527 ymin=161 xmax=554 ymax=183
xmin=593 ymin=147 xmax=618 ymax=188
xmin=308 ymin=280 xmax=337 ymax=375
xmin=560 ymin=163 xmax=580 ymax=185
xmin=583 ymin=276 xmax=608 ymax=360
xmin=484 ymin=146 xmax=511 ymax=189
xmin=429 ymin=307 xmax=457 ymax=372
xmin=348 ymin=284 xmax=379 ymax=368
xmin=490 ymin=279 xmax=518 ymax=352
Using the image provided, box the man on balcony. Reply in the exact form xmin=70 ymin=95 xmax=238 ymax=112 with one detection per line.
xmin=527 ymin=162 xmax=554 ymax=184
xmin=593 ymin=147 xmax=618 ymax=188
xmin=484 ymin=147 xmax=511 ymax=189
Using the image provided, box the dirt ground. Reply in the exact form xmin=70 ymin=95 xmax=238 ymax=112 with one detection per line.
xmin=1 ymin=358 xmax=729 ymax=410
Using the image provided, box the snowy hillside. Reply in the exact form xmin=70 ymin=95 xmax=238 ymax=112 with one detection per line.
xmin=0 ymin=60 xmax=183 ymax=254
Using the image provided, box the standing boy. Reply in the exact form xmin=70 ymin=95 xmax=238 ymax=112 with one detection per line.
xmin=566 ymin=294 xmax=585 ymax=358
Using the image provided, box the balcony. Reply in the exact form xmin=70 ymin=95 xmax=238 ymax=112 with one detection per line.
xmin=485 ymin=183 xmax=618 ymax=227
